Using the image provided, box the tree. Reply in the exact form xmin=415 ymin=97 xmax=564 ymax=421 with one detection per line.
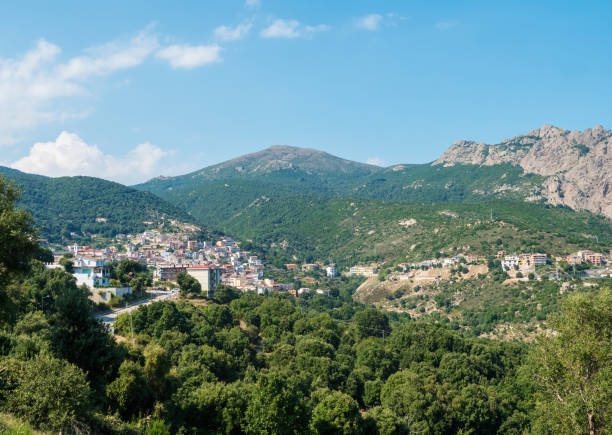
xmin=60 ymin=253 xmax=74 ymax=273
xmin=214 ymin=284 xmax=242 ymax=304
xmin=143 ymin=343 xmax=171 ymax=398
xmin=529 ymin=289 xmax=612 ymax=434
xmin=0 ymin=177 xmax=43 ymax=325
xmin=106 ymin=360 xmax=154 ymax=419
xmin=311 ymin=390 xmax=363 ymax=434
xmin=176 ymin=272 xmax=201 ymax=297
xmin=244 ymin=372 xmax=310 ymax=434
xmin=354 ymin=308 xmax=391 ymax=339
xmin=3 ymin=352 xmax=92 ymax=432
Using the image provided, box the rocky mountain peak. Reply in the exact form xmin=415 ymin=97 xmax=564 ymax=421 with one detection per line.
xmin=433 ymin=125 xmax=612 ymax=218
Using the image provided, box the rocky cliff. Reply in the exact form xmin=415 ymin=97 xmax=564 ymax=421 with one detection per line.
xmin=434 ymin=125 xmax=612 ymax=218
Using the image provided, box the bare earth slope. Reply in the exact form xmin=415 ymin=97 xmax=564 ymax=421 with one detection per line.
xmin=434 ymin=124 xmax=612 ymax=218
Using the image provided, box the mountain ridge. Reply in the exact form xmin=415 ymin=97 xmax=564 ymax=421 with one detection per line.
xmin=434 ymin=124 xmax=612 ymax=218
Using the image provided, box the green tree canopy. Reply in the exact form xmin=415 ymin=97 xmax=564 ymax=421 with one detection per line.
xmin=529 ymin=289 xmax=612 ymax=434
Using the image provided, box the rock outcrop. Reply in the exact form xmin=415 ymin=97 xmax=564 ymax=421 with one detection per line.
xmin=434 ymin=125 xmax=612 ymax=218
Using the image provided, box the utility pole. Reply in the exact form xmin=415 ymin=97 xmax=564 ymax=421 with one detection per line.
xmin=126 ymin=300 xmax=135 ymax=344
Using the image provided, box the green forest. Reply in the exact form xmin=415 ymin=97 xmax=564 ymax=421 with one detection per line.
xmin=0 ymin=167 xmax=200 ymax=243
xmin=1 ymin=168 xmax=611 ymax=434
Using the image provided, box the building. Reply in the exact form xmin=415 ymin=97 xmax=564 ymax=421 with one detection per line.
xmin=285 ymin=263 xmax=299 ymax=272
xmin=73 ymin=257 xmax=110 ymax=288
xmin=302 ymin=263 xmax=319 ymax=272
xmin=566 ymin=254 xmax=583 ymax=265
xmin=156 ymin=265 xmax=187 ymax=282
xmin=349 ymin=265 xmax=378 ymax=277
xmin=187 ymin=240 xmax=199 ymax=251
xmin=501 ymin=255 xmax=519 ymax=271
xmin=187 ymin=264 xmax=221 ymax=298
xmin=326 ymin=265 xmax=338 ymax=278
xmin=531 ymin=253 xmax=548 ymax=266
xmin=585 ymin=253 xmax=605 ymax=266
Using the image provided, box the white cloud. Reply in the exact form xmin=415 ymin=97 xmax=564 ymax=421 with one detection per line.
xmin=214 ymin=23 xmax=252 ymax=41
xmin=57 ymin=30 xmax=159 ymax=80
xmin=366 ymin=157 xmax=386 ymax=167
xmin=11 ymin=131 xmax=171 ymax=184
xmin=245 ymin=0 xmax=261 ymax=9
xmin=435 ymin=21 xmax=458 ymax=30
xmin=260 ymin=19 xmax=330 ymax=39
xmin=0 ymin=28 xmax=223 ymax=145
xmin=356 ymin=14 xmax=383 ymax=31
xmin=156 ymin=44 xmax=221 ymax=69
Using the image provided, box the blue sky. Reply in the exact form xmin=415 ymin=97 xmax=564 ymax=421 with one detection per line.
xmin=1 ymin=0 xmax=611 ymax=183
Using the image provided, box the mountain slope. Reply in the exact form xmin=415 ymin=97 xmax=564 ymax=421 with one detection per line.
xmin=0 ymin=167 xmax=201 ymax=242
xmin=220 ymin=195 xmax=612 ymax=267
xmin=136 ymin=146 xmax=547 ymax=228
xmin=434 ymin=124 xmax=612 ymax=218
xmin=140 ymin=145 xmax=380 ymax=195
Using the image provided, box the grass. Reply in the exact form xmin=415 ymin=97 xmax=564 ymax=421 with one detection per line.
xmin=0 ymin=414 xmax=46 ymax=435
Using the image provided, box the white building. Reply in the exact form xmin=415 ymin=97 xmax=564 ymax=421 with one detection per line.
xmin=501 ymin=255 xmax=519 ymax=272
xmin=187 ymin=264 xmax=221 ymax=298
xmin=349 ymin=265 xmax=378 ymax=277
xmin=73 ymin=257 xmax=110 ymax=288
xmin=326 ymin=265 xmax=338 ymax=278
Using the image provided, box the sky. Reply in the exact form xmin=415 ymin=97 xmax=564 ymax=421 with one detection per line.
xmin=1 ymin=0 xmax=612 ymax=184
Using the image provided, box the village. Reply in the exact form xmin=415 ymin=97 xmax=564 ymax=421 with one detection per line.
xmin=43 ymin=225 xmax=611 ymax=311
xmin=44 ymin=229 xmax=337 ymax=308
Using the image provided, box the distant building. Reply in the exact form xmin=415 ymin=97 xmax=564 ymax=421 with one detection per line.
xmin=531 ymin=253 xmax=548 ymax=266
xmin=501 ymin=255 xmax=519 ymax=271
xmin=187 ymin=264 xmax=221 ymax=298
xmin=278 ymin=283 xmax=294 ymax=291
xmin=187 ymin=240 xmax=199 ymax=251
xmin=349 ymin=265 xmax=378 ymax=277
xmin=316 ymin=289 xmax=330 ymax=296
xmin=302 ymin=263 xmax=319 ymax=272
xmin=73 ymin=257 xmax=110 ymax=288
xmin=586 ymin=253 xmax=605 ymax=266
xmin=326 ymin=265 xmax=338 ymax=278
xmin=156 ymin=265 xmax=187 ymax=282
xmin=285 ymin=263 xmax=299 ymax=272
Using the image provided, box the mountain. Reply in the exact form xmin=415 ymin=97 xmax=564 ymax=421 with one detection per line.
xmin=0 ymin=166 xmax=202 ymax=243
xmin=141 ymin=145 xmax=379 ymax=194
xmin=434 ymin=124 xmax=612 ymax=218
xmin=134 ymin=128 xmax=612 ymax=265
xmin=136 ymin=146 xmax=544 ymax=228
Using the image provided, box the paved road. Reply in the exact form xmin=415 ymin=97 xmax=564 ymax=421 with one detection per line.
xmin=96 ymin=290 xmax=178 ymax=324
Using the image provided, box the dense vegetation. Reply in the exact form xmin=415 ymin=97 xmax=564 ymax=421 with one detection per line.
xmin=137 ymin=161 xmax=541 ymax=230
xmin=1 ymin=177 xmax=611 ymax=434
xmin=219 ymin=196 xmax=612 ymax=268
xmin=0 ymin=167 xmax=201 ymax=243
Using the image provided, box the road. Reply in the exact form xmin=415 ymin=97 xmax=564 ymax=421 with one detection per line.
xmin=96 ymin=290 xmax=178 ymax=324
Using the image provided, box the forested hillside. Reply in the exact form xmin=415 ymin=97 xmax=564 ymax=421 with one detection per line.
xmin=211 ymin=195 xmax=611 ymax=267
xmin=0 ymin=167 xmax=201 ymax=242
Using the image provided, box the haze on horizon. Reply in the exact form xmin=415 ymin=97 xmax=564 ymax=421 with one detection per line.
xmin=1 ymin=0 xmax=612 ymax=183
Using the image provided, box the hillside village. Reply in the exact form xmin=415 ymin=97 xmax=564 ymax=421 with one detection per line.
xmin=43 ymin=222 xmax=611 ymax=314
